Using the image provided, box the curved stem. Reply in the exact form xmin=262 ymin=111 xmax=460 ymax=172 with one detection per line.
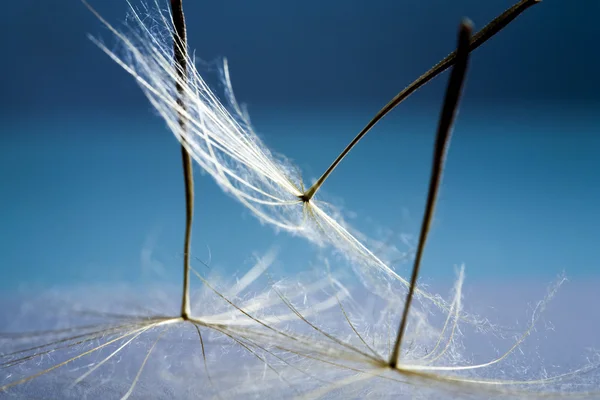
xmin=302 ymin=0 xmax=540 ymax=201
xmin=389 ymin=19 xmax=472 ymax=369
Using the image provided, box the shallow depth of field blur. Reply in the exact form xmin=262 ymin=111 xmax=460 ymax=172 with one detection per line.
xmin=0 ymin=0 xmax=599 ymax=398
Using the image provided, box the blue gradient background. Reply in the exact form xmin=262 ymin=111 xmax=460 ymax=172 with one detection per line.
xmin=1 ymin=0 xmax=598 ymax=293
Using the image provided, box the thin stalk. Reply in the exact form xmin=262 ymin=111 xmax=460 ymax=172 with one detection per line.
xmin=170 ymin=0 xmax=194 ymax=320
xmin=302 ymin=0 xmax=540 ymax=201
xmin=389 ymin=20 xmax=472 ymax=369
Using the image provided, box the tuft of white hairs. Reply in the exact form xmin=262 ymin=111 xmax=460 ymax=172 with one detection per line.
xmin=84 ymin=0 xmax=458 ymax=313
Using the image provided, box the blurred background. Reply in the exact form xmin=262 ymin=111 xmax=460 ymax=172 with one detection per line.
xmin=0 ymin=0 xmax=598 ymax=293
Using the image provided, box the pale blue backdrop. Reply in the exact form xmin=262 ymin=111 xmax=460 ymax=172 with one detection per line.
xmin=0 ymin=0 xmax=598 ymax=290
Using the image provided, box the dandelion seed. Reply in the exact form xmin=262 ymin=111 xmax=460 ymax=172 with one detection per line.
xmin=84 ymin=0 xmax=547 ymax=314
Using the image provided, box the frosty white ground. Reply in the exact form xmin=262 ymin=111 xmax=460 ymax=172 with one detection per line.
xmin=1 ymin=269 xmax=599 ymax=398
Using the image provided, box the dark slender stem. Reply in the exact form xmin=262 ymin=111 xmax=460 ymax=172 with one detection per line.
xmin=302 ymin=0 xmax=540 ymax=201
xmin=389 ymin=20 xmax=472 ymax=369
xmin=170 ymin=0 xmax=194 ymax=320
